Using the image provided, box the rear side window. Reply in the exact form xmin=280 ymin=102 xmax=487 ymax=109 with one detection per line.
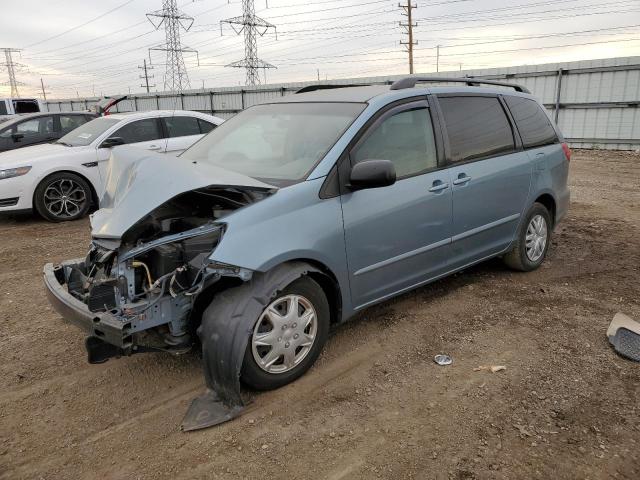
xmin=0 ymin=101 xmax=7 ymax=115
xmin=198 ymin=119 xmax=215 ymax=134
xmin=438 ymin=96 xmax=515 ymax=163
xmin=59 ymin=115 xmax=89 ymax=134
xmin=17 ymin=116 xmax=54 ymax=135
xmin=14 ymin=100 xmax=39 ymax=114
xmin=352 ymin=106 xmax=437 ymax=178
xmin=113 ymin=118 xmax=162 ymax=144
xmin=505 ymin=96 xmax=558 ymax=148
xmin=164 ymin=116 xmax=201 ymax=137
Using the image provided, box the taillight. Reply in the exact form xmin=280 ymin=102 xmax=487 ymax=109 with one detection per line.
xmin=561 ymin=143 xmax=571 ymax=162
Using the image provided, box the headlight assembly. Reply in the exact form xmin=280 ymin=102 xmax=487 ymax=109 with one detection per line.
xmin=0 ymin=166 xmax=31 ymax=180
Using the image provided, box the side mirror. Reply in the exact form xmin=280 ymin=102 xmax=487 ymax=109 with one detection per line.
xmin=100 ymin=137 xmax=125 ymax=148
xmin=349 ymin=159 xmax=396 ymax=190
xmin=12 ymin=133 xmax=24 ymax=142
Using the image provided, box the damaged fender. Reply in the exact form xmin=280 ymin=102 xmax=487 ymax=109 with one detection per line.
xmin=182 ymin=261 xmax=320 ymax=431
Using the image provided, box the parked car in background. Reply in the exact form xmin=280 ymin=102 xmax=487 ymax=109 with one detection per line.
xmin=43 ymin=78 xmax=570 ymax=430
xmin=0 ymin=110 xmax=223 ymax=221
xmin=0 ymin=97 xmax=44 ymax=125
xmin=0 ymin=97 xmax=42 ymax=116
xmin=0 ymin=112 xmax=97 ymax=152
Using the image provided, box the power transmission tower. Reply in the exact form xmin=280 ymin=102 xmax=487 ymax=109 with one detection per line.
xmin=399 ymin=1 xmax=417 ymax=74
xmin=221 ymin=0 xmax=277 ymax=86
xmin=0 ymin=48 xmax=25 ymax=97
xmin=139 ymin=59 xmax=155 ymax=93
xmin=147 ymin=0 xmax=198 ymax=92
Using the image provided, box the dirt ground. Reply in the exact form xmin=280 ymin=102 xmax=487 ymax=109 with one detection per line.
xmin=1 ymin=150 xmax=639 ymax=480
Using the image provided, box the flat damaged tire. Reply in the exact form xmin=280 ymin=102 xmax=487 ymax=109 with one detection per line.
xmin=242 ymin=276 xmax=329 ymax=390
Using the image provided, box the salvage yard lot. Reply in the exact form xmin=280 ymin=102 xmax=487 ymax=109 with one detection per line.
xmin=1 ymin=150 xmax=639 ymax=479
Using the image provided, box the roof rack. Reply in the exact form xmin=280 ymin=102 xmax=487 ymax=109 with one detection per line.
xmin=295 ymin=83 xmax=372 ymax=94
xmin=389 ymin=76 xmax=530 ymax=94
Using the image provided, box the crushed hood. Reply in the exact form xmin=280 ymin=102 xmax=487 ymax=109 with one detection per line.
xmin=90 ymin=146 xmax=274 ymax=239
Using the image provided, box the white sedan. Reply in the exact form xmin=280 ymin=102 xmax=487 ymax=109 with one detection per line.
xmin=0 ymin=110 xmax=223 ymax=221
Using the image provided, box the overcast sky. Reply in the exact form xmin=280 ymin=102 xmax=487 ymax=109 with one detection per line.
xmin=2 ymin=0 xmax=640 ymax=99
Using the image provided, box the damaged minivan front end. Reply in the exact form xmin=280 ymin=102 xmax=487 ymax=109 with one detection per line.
xmin=44 ymin=148 xmax=277 ymax=426
xmin=44 ymin=100 xmax=365 ymax=431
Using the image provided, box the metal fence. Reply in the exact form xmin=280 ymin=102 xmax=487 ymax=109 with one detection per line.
xmin=44 ymin=56 xmax=640 ymax=150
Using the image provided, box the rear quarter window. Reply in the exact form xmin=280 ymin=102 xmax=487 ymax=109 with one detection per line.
xmin=198 ymin=119 xmax=216 ymax=134
xmin=438 ymin=96 xmax=515 ymax=163
xmin=504 ymin=96 xmax=558 ymax=148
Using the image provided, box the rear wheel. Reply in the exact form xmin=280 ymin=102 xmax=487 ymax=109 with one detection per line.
xmin=34 ymin=172 xmax=92 ymax=222
xmin=503 ymin=202 xmax=552 ymax=271
xmin=241 ymin=276 xmax=330 ymax=390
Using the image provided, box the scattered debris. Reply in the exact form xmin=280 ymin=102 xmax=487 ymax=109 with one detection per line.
xmin=474 ymin=365 xmax=507 ymax=373
xmin=513 ymin=424 xmax=533 ymax=437
xmin=607 ymin=312 xmax=640 ymax=362
xmin=433 ymin=354 xmax=453 ymax=366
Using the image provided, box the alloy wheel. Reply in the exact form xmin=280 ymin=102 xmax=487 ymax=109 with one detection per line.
xmin=43 ymin=178 xmax=87 ymax=219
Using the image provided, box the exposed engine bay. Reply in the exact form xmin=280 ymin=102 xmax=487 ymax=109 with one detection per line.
xmin=59 ymin=186 xmax=272 ymax=362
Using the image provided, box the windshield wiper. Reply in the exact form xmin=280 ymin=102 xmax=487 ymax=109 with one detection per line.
xmin=56 ymin=141 xmax=73 ymax=147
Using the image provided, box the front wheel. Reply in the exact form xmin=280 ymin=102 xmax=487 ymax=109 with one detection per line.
xmin=34 ymin=172 xmax=92 ymax=222
xmin=241 ymin=276 xmax=330 ymax=390
xmin=503 ymin=202 xmax=552 ymax=271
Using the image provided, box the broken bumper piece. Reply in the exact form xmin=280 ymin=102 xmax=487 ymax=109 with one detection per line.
xmin=607 ymin=312 xmax=640 ymax=362
xmin=43 ymin=261 xmax=135 ymax=362
xmin=182 ymin=389 xmax=245 ymax=431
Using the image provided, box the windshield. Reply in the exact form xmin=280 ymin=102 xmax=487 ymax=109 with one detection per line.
xmin=58 ymin=117 xmax=120 ymax=146
xmin=181 ymin=102 xmax=365 ymax=183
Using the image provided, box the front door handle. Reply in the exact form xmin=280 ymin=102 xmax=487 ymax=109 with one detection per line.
xmin=428 ymin=181 xmax=449 ymax=193
xmin=453 ymin=174 xmax=472 ymax=185
xmin=148 ymin=145 xmax=162 ymax=151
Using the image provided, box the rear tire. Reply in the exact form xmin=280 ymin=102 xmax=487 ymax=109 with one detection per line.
xmin=241 ymin=276 xmax=330 ymax=391
xmin=34 ymin=172 xmax=92 ymax=222
xmin=503 ymin=202 xmax=552 ymax=272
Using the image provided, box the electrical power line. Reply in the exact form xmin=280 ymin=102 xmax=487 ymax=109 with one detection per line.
xmin=22 ymin=0 xmax=137 ymax=49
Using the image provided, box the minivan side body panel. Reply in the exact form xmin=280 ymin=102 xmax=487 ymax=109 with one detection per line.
xmin=212 ymin=88 xmax=569 ymax=323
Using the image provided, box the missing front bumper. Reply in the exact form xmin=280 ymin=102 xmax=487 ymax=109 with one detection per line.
xmin=43 ymin=261 xmax=134 ymax=351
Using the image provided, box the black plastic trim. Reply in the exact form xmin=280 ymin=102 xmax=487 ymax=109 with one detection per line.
xmin=389 ymin=76 xmax=530 ymax=93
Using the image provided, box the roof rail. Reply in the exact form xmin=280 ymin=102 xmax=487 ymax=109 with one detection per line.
xmin=389 ymin=76 xmax=530 ymax=94
xmin=295 ymin=83 xmax=372 ymax=94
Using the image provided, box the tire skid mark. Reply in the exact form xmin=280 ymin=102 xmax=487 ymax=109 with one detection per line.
xmin=7 ymin=380 xmax=202 ymax=476
xmin=81 ymin=381 xmax=202 ymax=444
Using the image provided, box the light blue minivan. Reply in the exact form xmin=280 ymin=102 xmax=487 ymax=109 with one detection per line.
xmin=44 ymin=77 xmax=570 ymax=428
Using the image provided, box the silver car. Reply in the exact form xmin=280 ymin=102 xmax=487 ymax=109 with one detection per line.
xmin=44 ymin=77 xmax=570 ymax=429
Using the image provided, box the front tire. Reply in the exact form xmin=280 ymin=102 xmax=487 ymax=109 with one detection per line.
xmin=34 ymin=172 xmax=92 ymax=222
xmin=503 ymin=202 xmax=552 ymax=272
xmin=241 ymin=276 xmax=330 ymax=390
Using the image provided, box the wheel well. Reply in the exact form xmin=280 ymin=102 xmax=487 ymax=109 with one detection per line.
xmin=33 ymin=170 xmax=100 ymax=209
xmin=535 ymin=194 xmax=556 ymax=227
xmin=302 ymin=261 xmax=342 ymax=326
xmin=189 ymin=259 xmax=343 ymax=335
